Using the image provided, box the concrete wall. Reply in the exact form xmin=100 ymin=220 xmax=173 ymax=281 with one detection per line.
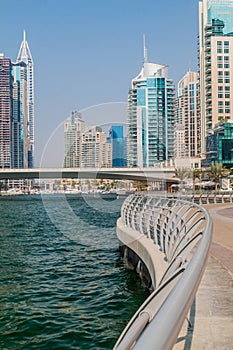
xmin=117 ymin=218 xmax=168 ymax=291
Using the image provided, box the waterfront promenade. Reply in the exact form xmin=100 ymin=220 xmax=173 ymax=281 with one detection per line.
xmin=175 ymin=203 xmax=233 ymax=350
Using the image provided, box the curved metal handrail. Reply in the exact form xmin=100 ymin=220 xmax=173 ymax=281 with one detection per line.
xmin=114 ymin=194 xmax=212 ymax=350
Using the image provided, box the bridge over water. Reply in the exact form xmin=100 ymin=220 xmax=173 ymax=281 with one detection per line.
xmin=0 ymin=167 xmax=178 ymax=183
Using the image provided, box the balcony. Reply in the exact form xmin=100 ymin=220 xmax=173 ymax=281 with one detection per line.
xmin=205 ymin=74 xmax=211 ymax=82
xmin=205 ymin=60 xmax=211 ymax=67
xmin=205 ymin=30 xmax=212 ymax=37
xmin=205 ymin=52 xmax=211 ymax=59
xmin=204 ymin=45 xmax=211 ymax=52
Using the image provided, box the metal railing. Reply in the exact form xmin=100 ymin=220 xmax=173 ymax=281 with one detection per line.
xmin=114 ymin=194 xmax=212 ymax=350
xmin=166 ymin=191 xmax=233 ymax=205
xmin=181 ymin=192 xmax=233 ymax=205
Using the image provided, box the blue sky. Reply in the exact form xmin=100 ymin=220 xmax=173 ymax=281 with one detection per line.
xmin=0 ymin=0 xmax=200 ymax=165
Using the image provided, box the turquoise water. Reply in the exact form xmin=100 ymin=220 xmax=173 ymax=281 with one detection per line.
xmin=0 ymin=195 xmax=148 ymax=350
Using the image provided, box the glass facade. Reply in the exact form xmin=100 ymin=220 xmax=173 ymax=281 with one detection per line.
xmin=205 ymin=122 xmax=233 ymax=167
xmin=16 ymin=32 xmax=34 ymax=168
xmin=12 ymin=62 xmax=28 ymax=168
xmin=208 ymin=1 xmax=233 ymax=35
xmin=127 ymin=61 xmax=175 ymax=168
xmin=109 ymin=126 xmax=127 ymax=167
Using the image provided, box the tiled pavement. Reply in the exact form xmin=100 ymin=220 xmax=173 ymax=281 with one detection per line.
xmin=174 ymin=203 xmax=233 ymax=350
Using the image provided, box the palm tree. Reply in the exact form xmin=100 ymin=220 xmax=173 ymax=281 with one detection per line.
xmin=208 ymin=161 xmax=230 ymax=191
xmin=174 ymin=167 xmax=190 ymax=191
xmin=192 ymin=168 xmax=202 ymax=191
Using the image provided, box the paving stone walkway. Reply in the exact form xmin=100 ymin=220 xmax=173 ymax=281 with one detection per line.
xmin=175 ymin=203 xmax=233 ymax=350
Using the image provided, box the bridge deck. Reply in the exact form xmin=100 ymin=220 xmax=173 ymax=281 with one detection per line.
xmin=0 ymin=167 xmax=178 ymax=182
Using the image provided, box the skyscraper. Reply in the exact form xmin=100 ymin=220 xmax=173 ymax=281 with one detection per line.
xmin=16 ymin=31 xmax=34 ymax=167
xmin=199 ymin=0 xmax=233 ymax=154
xmin=0 ymin=53 xmax=12 ymax=168
xmin=64 ymin=111 xmax=85 ymax=168
xmin=127 ymin=39 xmax=175 ymax=167
xmin=12 ymin=61 xmax=28 ymax=168
xmin=81 ymin=127 xmax=112 ymax=168
xmin=109 ymin=125 xmax=127 ymax=167
xmin=176 ymin=71 xmax=201 ymax=157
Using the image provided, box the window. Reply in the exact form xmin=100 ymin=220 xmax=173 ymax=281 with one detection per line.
xmin=218 ymin=63 xmax=223 ymax=68
xmin=217 ymin=41 xmax=222 ymax=46
xmin=217 ymin=48 xmax=222 ymax=53
xmin=225 ymin=101 xmax=230 ymax=106
xmin=225 ymin=93 xmax=230 ymax=98
xmin=225 ymin=86 xmax=230 ymax=91
xmin=224 ymin=56 xmax=229 ymax=61
xmin=225 ymin=71 xmax=230 ymax=76
xmin=218 ymin=79 xmax=223 ymax=83
xmin=225 ymin=78 xmax=230 ymax=83
xmin=217 ymin=56 xmax=223 ymax=61
xmin=218 ymin=86 xmax=223 ymax=91
xmin=224 ymin=48 xmax=229 ymax=53
xmin=218 ymin=93 xmax=223 ymax=98
xmin=218 ymin=71 xmax=223 ymax=76
xmin=218 ymin=101 xmax=223 ymax=106
xmin=224 ymin=63 xmax=230 ymax=68
xmin=225 ymin=109 xmax=230 ymax=114
xmin=218 ymin=108 xmax=223 ymax=113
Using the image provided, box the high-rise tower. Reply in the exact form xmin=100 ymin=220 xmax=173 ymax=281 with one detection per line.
xmin=177 ymin=71 xmax=201 ymax=158
xmin=199 ymin=0 xmax=233 ymax=154
xmin=127 ymin=39 xmax=175 ymax=167
xmin=16 ymin=31 xmax=34 ymax=167
xmin=12 ymin=61 xmax=28 ymax=168
xmin=0 ymin=54 xmax=12 ymax=168
xmin=64 ymin=111 xmax=85 ymax=168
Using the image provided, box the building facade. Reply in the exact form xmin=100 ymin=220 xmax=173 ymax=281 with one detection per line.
xmin=16 ymin=31 xmax=34 ymax=167
xmin=81 ymin=127 xmax=112 ymax=168
xmin=204 ymin=121 xmax=233 ymax=167
xmin=199 ymin=0 xmax=233 ymax=154
xmin=0 ymin=54 xmax=12 ymax=168
xmin=0 ymin=32 xmax=34 ymax=170
xmin=12 ymin=61 xmax=29 ymax=168
xmin=109 ymin=125 xmax=127 ymax=167
xmin=127 ymin=44 xmax=175 ymax=167
xmin=176 ymin=71 xmax=201 ymax=157
xmin=64 ymin=111 xmax=85 ymax=168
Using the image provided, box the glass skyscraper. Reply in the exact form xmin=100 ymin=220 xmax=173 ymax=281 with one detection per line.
xmin=127 ymin=42 xmax=175 ymax=167
xmin=199 ymin=0 xmax=233 ymax=154
xmin=109 ymin=125 xmax=127 ymax=167
xmin=16 ymin=31 xmax=34 ymax=167
xmin=12 ymin=61 xmax=28 ymax=168
xmin=0 ymin=32 xmax=34 ymax=170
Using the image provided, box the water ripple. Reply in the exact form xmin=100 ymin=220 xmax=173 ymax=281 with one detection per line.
xmin=0 ymin=196 xmax=148 ymax=349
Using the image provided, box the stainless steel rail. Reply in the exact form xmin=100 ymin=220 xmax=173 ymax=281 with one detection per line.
xmin=114 ymin=194 xmax=212 ymax=350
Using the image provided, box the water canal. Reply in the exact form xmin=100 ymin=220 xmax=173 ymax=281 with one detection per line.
xmin=0 ymin=195 xmax=149 ymax=350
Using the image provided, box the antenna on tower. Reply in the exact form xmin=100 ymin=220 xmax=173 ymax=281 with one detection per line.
xmin=143 ymin=34 xmax=148 ymax=63
xmin=23 ymin=30 xmax=26 ymax=42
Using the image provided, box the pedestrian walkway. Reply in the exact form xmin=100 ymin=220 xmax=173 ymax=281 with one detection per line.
xmin=174 ymin=203 xmax=233 ymax=350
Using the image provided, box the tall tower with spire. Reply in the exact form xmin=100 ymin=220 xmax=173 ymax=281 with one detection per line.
xmin=16 ymin=31 xmax=34 ymax=167
xmin=127 ymin=38 xmax=175 ymax=167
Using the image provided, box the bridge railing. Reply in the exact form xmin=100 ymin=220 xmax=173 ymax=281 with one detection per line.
xmin=114 ymin=194 xmax=212 ymax=350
